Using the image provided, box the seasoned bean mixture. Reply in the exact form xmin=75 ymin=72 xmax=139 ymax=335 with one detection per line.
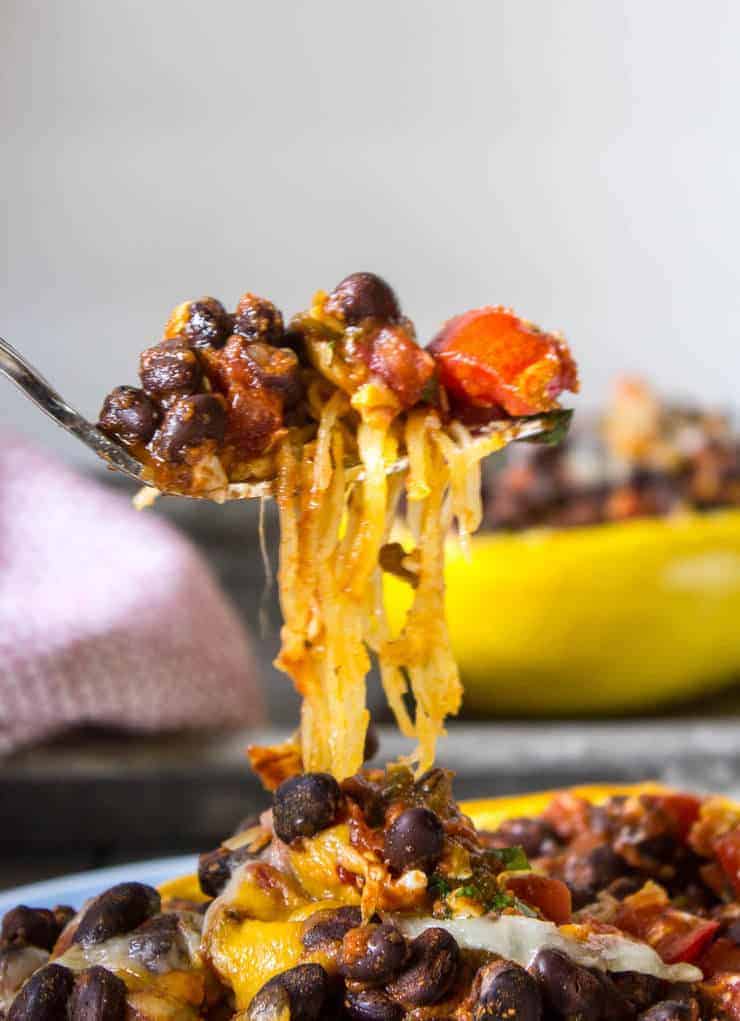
xmin=485 ymin=378 xmax=740 ymax=531
xmin=6 ymin=775 xmax=740 ymax=1019
xmin=97 ymin=273 xmax=577 ymax=500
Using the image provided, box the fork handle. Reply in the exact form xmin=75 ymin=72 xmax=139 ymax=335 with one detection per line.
xmin=0 ymin=336 xmax=144 ymax=481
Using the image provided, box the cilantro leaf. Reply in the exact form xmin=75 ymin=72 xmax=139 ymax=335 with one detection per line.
xmin=429 ymin=875 xmax=451 ymax=899
xmin=487 ymin=845 xmax=530 ymax=871
xmin=457 ymin=884 xmax=479 ymax=899
xmin=488 ymin=891 xmax=516 ymax=912
xmin=522 ymin=408 xmax=573 ymax=447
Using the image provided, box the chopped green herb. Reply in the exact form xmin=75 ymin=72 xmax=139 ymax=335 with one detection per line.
xmin=522 ymin=408 xmax=573 ymax=447
xmin=488 ymin=891 xmax=516 ymax=912
xmin=457 ymin=884 xmax=480 ymax=899
xmin=487 ymin=845 xmax=530 ymax=871
xmin=429 ymin=875 xmax=451 ymax=899
xmin=486 ymin=890 xmax=539 ymax=917
xmin=512 ymin=897 xmax=539 ymax=918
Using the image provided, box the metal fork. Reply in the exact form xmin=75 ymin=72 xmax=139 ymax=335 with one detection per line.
xmin=1 ymin=336 xmax=146 ymax=484
xmin=0 ymin=335 xmax=571 ymax=499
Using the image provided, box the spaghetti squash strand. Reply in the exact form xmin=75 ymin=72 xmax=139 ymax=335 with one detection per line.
xmin=274 ymin=384 xmax=524 ymax=777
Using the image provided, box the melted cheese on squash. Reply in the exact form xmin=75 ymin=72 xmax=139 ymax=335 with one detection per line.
xmin=394 ymin=915 xmax=701 ymax=982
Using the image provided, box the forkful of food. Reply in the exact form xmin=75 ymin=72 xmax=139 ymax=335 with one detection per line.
xmin=0 ymin=273 xmax=578 ymax=503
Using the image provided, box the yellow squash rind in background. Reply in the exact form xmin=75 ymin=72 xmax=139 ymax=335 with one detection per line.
xmin=461 ymin=782 xmax=668 ymax=831
xmin=386 ymin=510 xmax=740 ymax=713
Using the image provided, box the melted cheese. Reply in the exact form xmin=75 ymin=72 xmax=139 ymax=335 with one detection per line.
xmin=393 ymin=915 xmax=701 ymax=982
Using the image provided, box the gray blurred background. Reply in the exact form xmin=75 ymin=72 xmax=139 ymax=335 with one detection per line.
xmin=3 ymin=0 xmax=740 ymax=462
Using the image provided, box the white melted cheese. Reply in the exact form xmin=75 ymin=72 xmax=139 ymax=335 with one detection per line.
xmin=393 ymin=915 xmax=702 ymax=983
xmin=55 ymin=915 xmax=202 ymax=977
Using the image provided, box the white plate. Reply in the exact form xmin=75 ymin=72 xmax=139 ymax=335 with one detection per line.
xmin=0 ymin=855 xmax=197 ymax=915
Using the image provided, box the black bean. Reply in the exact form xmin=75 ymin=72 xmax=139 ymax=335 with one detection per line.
xmin=726 ymin=918 xmax=740 ymax=944
xmin=384 ymin=807 xmax=444 ymax=874
xmin=325 ymin=272 xmax=401 ymax=325
xmin=53 ymin=905 xmax=76 ymax=932
xmin=590 ymin=968 xmax=634 ymax=1021
xmin=184 ymin=297 xmax=230 ymax=350
xmin=663 ymin=983 xmax=698 ymax=1006
xmin=607 ymin=876 xmax=644 ymax=901
xmin=198 ymin=843 xmax=254 ymax=898
xmin=8 ymin=962 xmax=74 ymax=1020
xmin=345 ymin=987 xmax=403 ymax=1021
xmin=471 ymin=959 xmax=543 ymax=1021
xmin=1 ymin=906 xmax=59 ymax=951
xmin=564 ymin=844 xmax=628 ymax=908
xmin=341 ymin=775 xmax=385 ymax=827
xmin=635 ymin=834 xmax=679 ymax=864
xmin=486 ymin=817 xmax=561 ymax=859
xmin=386 ymin=927 xmax=459 ymax=1006
xmin=73 ymin=883 xmax=160 ymax=946
xmin=128 ymin=914 xmax=187 ymax=973
xmin=529 ymin=948 xmax=604 ymax=1020
xmin=273 ymin=772 xmax=342 ymax=844
xmin=98 ymin=386 xmax=159 ymax=446
xmin=69 ymin=966 xmax=127 ymax=1021
xmin=249 ymin=963 xmax=329 ymax=1021
xmin=233 ymin=294 xmax=284 ymax=345
xmin=246 ymin=980 xmax=290 ymax=1021
xmin=339 ymin=924 xmax=409 ymax=984
xmin=151 ymin=393 xmax=226 ymax=462
xmin=611 ymin=971 xmax=668 ymax=1012
xmin=639 ymin=1000 xmax=698 ymax=1021
xmin=139 ymin=338 xmax=202 ymax=405
xmin=302 ymin=906 xmax=362 ymax=950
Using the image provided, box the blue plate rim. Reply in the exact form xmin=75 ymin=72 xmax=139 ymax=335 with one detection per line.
xmin=0 ymin=854 xmax=198 ymax=914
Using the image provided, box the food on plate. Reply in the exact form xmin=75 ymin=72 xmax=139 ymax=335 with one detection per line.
xmin=97 ymin=274 xmax=577 ymax=779
xmin=6 ymin=782 xmax=740 ymax=1019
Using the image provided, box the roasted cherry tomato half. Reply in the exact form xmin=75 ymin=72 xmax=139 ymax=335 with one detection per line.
xmin=502 ymin=873 xmax=572 ymax=925
xmin=428 ymin=306 xmax=578 ymax=417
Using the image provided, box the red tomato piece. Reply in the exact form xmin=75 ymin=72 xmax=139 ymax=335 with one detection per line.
xmin=649 ymin=793 xmax=702 ymax=841
xmin=716 ymin=829 xmax=740 ymax=897
xmin=428 ymin=307 xmax=578 ymax=416
xmin=503 ymin=873 xmax=572 ymax=925
xmin=616 ymin=884 xmax=719 ymax=964
xmin=653 ymin=916 xmax=720 ymax=965
xmin=365 ymin=325 xmax=436 ymax=409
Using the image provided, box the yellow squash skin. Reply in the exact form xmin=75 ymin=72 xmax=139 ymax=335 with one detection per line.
xmin=461 ymin=782 xmax=668 ymax=831
xmin=386 ymin=511 xmax=740 ymax=713
xmin=180 ymin=783 xmax=675 ymax=1010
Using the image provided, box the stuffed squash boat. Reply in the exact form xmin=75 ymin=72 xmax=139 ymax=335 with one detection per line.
xmin=5 ymin=780 xmax=740 ymax=1019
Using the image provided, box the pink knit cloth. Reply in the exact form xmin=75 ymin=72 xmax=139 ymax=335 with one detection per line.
xmin=0 ymin=431 xmax=264 ymax=754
